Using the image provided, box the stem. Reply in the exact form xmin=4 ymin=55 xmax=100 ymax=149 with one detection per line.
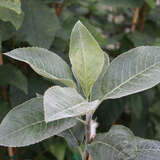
xmin=0 ymin=52 xmax=17 ymax=160
xmin=131 ymin=8 xmax=140 ymax=32
xmin=138 ymin=3 xmax=147 ymax=32
xmin=82 ymin=113 xmax=92 ymax=160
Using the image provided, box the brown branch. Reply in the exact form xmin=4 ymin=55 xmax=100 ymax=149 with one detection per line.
xmin=0 ymin=52 xmax=17 ymax=160
xmin=131 ymin=8 xmax=140 ymax=32
xmin=138 ymin=3 xmax=147 ymax=32
xmin=52 ymin=1 xmax=65 ymax=17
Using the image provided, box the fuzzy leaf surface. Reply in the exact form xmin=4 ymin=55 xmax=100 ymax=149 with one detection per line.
xmin=88 ymin=125 xmax=160 ymax=160
xmin=44 ymin=86 xmax=99 ymax=122
xmin=3 ymin=47 xmax=75 ymax=88
xmin=0 ymin=97 xmax=77 ymax=147
xmin=102 ymin=46 xmax=160 ymax=99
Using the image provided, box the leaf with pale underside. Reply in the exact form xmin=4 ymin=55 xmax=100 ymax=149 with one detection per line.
xmin=69 ymin=21 xmax=104 ymax=98
xmin=102 ymin=46 xmax=160 ymax=99
xmin=44 ymin=86 xmax=99 ymax=123
xmin=88 ymin=125 xmax=160 ymax=160
xmin=0 ymin=97 xmax=77 ymax=147
xmin=3 ymin=47 xmax=75 ymax=88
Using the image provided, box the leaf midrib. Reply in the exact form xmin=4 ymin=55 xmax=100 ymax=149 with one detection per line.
xmin=104 ymin=60 xmax=160 ymax=99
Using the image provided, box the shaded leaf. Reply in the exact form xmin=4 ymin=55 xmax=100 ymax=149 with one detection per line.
xmin=69 ymin=21 xmax=104 ymax=98
xmin=0 ymin=97 xmax=77 ymax=147
xmin=16 ymin=0 xmax=60 ymax=48
xmin=59 ymin=122 xmax=85 ymax=147
xmin=44 ymin=86 xmax=99 ymax=122
xmin=3 ymin=47 xmax=75 ymax=88
xmin=0 ymin=64 xmax=28 ymax=94
xmin=102 ymin=46 xmax=160 ymax=99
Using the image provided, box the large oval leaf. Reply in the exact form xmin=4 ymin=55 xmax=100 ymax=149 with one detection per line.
xmin=0 ymin=97 xmax=77 ymax=147
xmin=3 ymin=47 xmax=75 ymax=88
xmin=88 ymin=125 xmax=160 ymax=160
xmin=69 ymin=21 xmax=104 ymax=98
xmin=44 ymin=86 xmax=99 ymax=122
xmin=102 ymin=46 xmax=160 ymax=99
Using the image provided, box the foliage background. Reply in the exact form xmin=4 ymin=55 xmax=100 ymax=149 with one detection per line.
xmin=1 ymin=0 xmax=160 ymax=159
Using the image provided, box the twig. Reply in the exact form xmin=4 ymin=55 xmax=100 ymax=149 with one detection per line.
xmin=138 ymin=3 xmax=147 ymax=32
xmin=131 ymin=8 xmax=140 ymax=32
xmin=82 ymin=113 xmax=92 ymax=160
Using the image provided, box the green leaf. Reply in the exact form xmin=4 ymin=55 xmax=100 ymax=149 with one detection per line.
xmin=88 ymin=125 xmax=160 ymax=160
xmin=69 ymin=21 xmax=104 ymax=98
xmin=0 ymin=64 xmax=28 ymax=94
xmin=91 ymin=53 xmax=110 ymax=100
xmin=0 ymin=99 xmax=10 ymax=122
xmin=44 ymin=86 xmax=99 ymax=122
xmin=145 ymin=0 xmax=156 ymax=8
xmin=3 ymin=47 xmax=75 ymax=88
xmin=102 ymin=46 xmax=160 ymax=99
xmin=0 ymin=97 xmax=77 ymax=147
xmin=101 ymin=0 xmax=143 ymax=8
xmin=0 ymin=0 xmax=22 ymax=14
xmin=0 ymin=6 xmax=24 ymax=30
xmin=16 ymin=0 xmax=60 ymax=49
xmin=59 ymin=122 xmax=84 ymax=147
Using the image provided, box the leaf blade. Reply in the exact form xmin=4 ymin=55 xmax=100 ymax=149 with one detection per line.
xmin=69 ymin=21 xmax=104 ymax=98
xmin=3 ymin=47 xmax=75 ymax=88
xmin=0 ymin=97 xmax=77 ymax=147
xmin=102 ymin=46 xmax=160 ymax=99
xmin=44 ymin=86 xmax=99 ymax=122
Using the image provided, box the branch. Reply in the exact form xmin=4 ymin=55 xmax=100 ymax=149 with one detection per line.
xmin=138 ymin=3 xmax=147 ymax=32
xmin=131 ymin=8 xmax=140 ymax=32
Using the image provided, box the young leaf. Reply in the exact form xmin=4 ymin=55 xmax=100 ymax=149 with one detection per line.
xmin=0 ymin=97 xmax=77 ymax=147
xmin=44 ymin=86 xmax=99 ymax=122
xmin=88 ymin=125 xmax=160 ymax=160
xmin=102 ymin=46 xmax=160 ymax=99
xmin=69 ymin=21 xmax=104 ymax=98
xmin=3 ymin=47 xmax=75 ymax=88
xmin=0 ymin=64 xmax=28 ymax=94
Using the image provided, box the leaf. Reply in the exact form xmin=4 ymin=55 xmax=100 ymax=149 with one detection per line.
xmin=44 ymin=86 xmax=99 ymax=122
xmin=59 ymin=122 xmax=85 ymax=147
xmin=0 ymin=64 xmax=28 ymax=94
xmin=0 ymin=6 xmax=24 ymax=30
xmin=129 ymin=94 xmax=149 ymax=137
xmin=91 ymin=53 xmax=110 ymax=100
xmin=102 ymin=46 xmax=160 ymax=99
xmin=0 ymin=0 xmax=22 ymax=14
xmin=101 ymin=0 xmax=143 ymax=8
xmin=0 ymin=97 xmax=77 ymax=147
xmin=69 ymin=21 xmax=104 ymax=98
xmin=16 ymin=0 xmax=60 ymax=49
xmin=0 ymin=99 xmax=10 ymax=122
xmin=88 ymin=125 xmax=160 ymax=160
xmin=3 ymin=47 xmax=75 ymax=88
